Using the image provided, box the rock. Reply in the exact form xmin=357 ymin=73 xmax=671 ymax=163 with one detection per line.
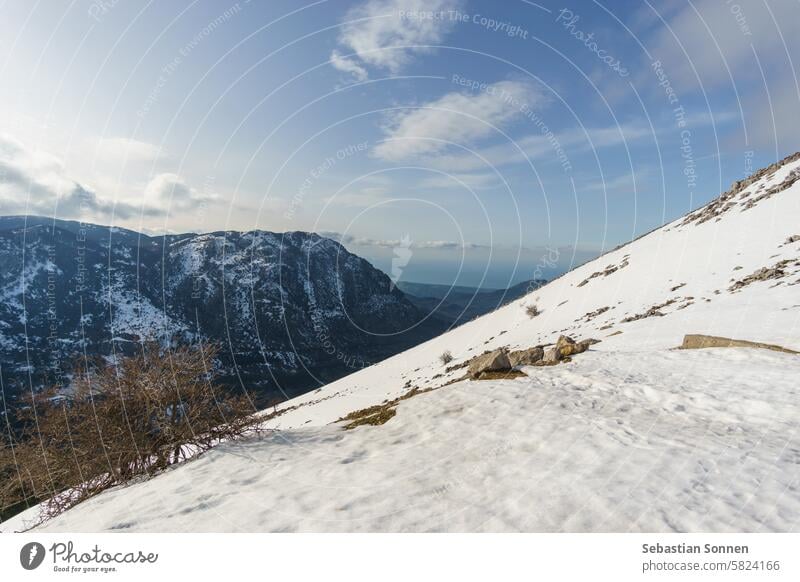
xmin=542 ymin=347 xmax=560 ymax=363
xmin=786 ymin=235 xmax=800 ymax=244
xmin=467 ymin=348 xmax=511 ymax=378
xmin=544 ymin=335 xmax=601 ymax=358
xmin=577 ymin=338 xmax=600 ymax=351
xmin=555 ymin=335 xmax=575 ymax=349
xmin=558 ymin=344 xmax=580 ymax=357
xmin=555 ymin=335 xmax=580 ymax=357
xmin=508 ymin=347 xmax=544 ymax=367
xmin=729 ymin=261 xmax=792 ymax=292
xmin=679 ymin=334 xmax=799 ymax=354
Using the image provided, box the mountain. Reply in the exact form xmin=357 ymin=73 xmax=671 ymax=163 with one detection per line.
xmin=398 ymin=279 xmax=544 ymax=327
xmin=0 ymin=217 xmax=446 ymax=408
xmin=4 ymin=152 xmax=800 ymax=533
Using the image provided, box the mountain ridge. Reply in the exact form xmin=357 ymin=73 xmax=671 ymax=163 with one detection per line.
xmin=0 ymin=218 xmax=447 ymax=408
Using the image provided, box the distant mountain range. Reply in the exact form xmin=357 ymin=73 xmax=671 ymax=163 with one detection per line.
xmin=0 ymin=216 xmax=537 ymax=411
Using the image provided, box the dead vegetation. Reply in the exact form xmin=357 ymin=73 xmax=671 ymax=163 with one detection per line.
xmin=340 ymin=405 xmax=397 ymax=429
xmin=474 ymin=370 xmax=527 ymax=380
xmin=0 ymin=342 xmax=261 ymax=525
xmin=338 ymin=385 xmax=437 ymax=430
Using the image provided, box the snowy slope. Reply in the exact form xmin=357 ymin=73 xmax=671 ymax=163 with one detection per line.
xmin=262 ymin=152 xmax=800 ymax=430
xmin=4 ymin=153 xmax=800 ymax=533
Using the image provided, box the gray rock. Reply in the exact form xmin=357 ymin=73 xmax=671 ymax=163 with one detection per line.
xmin=577 ymin=338 xmax=601 ymax=351
xmin=508 ymin=347 xmax=544 ymax=367
xmin=542 ymin=347 xmax=560 ymax=363
xmin=468 ymin=348 xmax=511 ymax=378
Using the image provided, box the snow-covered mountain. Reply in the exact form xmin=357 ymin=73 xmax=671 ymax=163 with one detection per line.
xmin=0 ymin=218 xmax=444 ymax=406
xmin=5 ymin=153 xmax=800 ymax=533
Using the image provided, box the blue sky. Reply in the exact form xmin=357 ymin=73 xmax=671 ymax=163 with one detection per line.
xmin=1 ymin=0 xmax=798 ymax=287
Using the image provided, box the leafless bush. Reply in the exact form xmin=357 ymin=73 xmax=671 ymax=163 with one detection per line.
xmin=439 ymin=350 xmax=454 ymax=365
xmin=0 ymin=342 xmax=261 ymax=525
xmin=525 ymin=304 xmax=541 ymax=318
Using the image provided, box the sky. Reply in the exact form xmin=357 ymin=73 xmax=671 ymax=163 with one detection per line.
xmin=1 ymin=0 xmax=798 ymax=287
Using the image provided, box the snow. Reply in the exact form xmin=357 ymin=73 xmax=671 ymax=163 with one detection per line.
xmin=3 ymin=155 xmax=800 ymax=533
xmin=7 ymin=348 xmax=799 ymax=533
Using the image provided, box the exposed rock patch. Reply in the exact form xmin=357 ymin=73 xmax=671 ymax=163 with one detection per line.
xmin=622 ymin=298 xmax=679 ymax=322
xmin=740 ymin=169 xmax=800 ymax=212
xmin=682 ymin=152 xmax=800 ymax=225
xmin=678 ymin=334 xmax=799 ymax=355
xmin=580 ymin=306 xmax=611 ymax=322
xmin=728 ymin=260 xmax=799 ymax=292
xmin=464 ymin=336 xmax=599 ymax=377
xmin=577 ymin=256 xmax=630 ymax=287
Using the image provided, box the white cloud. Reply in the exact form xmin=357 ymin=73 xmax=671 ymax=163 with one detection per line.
xmin=89 ymin=137 xmax=164 ymax=164
xmin=0 ymin=133 xmax=162 ymax=220
xmin=144 ymin=173 xmax=218 ymax=210
xmin=373 ymin=80 xmax=544 ymax=161
xmin=331 ymin=0 xmax=462 ymax=79
xmin=420 ymin=122 xmax=651 ymax=173
xmin=330 ymin=51 xmax=369 ymax=82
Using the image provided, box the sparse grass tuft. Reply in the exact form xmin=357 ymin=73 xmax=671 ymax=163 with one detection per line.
xmin=525 ymin=304 xmax=541 ymax=318
xmin=341 ymin=405 xmax=397 ymax=429
xmin=439 ymin=350 xmax=454 ymax=365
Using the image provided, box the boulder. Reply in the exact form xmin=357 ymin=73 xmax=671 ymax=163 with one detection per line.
xmin=467 ymin=348 xmax=511 ymax=378
xmin=508 ymin=347 xmax=544 ymax=367
xmin=555 ymin=335 xmax=581 ymax=357
xmin=551 ymin=335 xmax=601 ymax=357
xmin=576 ymin=338 xmax=601 ymax=352
xmin=555 ymin=335 xmax=575 ymax=350
xmin=542 ymin=347 xmax=560 ymax=363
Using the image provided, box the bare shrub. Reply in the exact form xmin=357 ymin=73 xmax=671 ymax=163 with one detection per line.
xmin=0 ymin=342 xmax=261 ymax=525
xmin=439 ymin=350 xmax=454 ymax=365
xmin=525 ymin=304 xmax=541 ymax=318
